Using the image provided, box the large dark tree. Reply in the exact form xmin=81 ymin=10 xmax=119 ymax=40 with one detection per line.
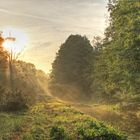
xmin=51 ymin=35 xmax=94 ymax=94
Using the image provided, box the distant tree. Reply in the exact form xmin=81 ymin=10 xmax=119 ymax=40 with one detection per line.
xmin=92 ymin=36 xmax=103 ymax=51
xmin=50 ymin=35 xmax=94 ymax=95
xmin=12 ymin=60 xmax=48 ymax=97
xmin=91 ymin=37 xmax=106 ymax=97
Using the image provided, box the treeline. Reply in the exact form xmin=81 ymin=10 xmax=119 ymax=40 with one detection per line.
xmin=0 ymin=37 xmax=48 ymax=111
xmin=49 ymin=0 xmax=140 ymax=104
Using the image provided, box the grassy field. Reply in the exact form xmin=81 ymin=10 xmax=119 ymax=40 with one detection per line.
xmin=0 ymin=98 xmax=126 ymax=140
xmin=70 ymin=103 xmax=140 ymax=140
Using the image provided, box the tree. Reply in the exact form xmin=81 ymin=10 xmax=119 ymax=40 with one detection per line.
xmin=50 ymin=35 xmax=94 ymax=95
xmin=0 ymin=60 xmax=48 ymax=111
xmin=0 ymin=35 xmax=9 ymax=85
xmin=93 ymin=0 xmax=140 ymax=99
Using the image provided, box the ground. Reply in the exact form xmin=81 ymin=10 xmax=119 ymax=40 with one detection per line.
xmin=0 ymin=97 xmax=126 ymax=140
xmin=70 ymin=102 xmax=140 ymax=140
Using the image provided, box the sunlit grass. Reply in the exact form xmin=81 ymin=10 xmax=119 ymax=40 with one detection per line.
xmin=0 ymin=100 xmax=127 ymax=140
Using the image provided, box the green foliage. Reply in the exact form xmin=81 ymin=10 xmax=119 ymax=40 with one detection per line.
xmin=0 ymin=36 xmax=8 ymax=66
xmin=50 ymin=125 xmax=69 ymax=140
xmin=12 ymin=61 xmax=48 ymax=97
xmin=0 ymin=60 xmax=49 ymax=111
xmin=107 ymin=0 xmax=140 ymax=95
xmin=0 ymin=86 xmax=33 ymax=111
xmin=0 ymin=36 xmax=49 ymax=112
xmin=0 ymin=101 xmax=126 ymax=140
xmin=75 ymin=120 xmax=126 ymax=140
xmin=22 ymin=133 xmax=34 ymax=140
xmin=31 ymin=126 xmax=46 ymax=140
xmin=92 ymin=0 xmax=140 ymax=102
xmin=50 ymin=35 xmax=94 ymax=95
xmin=0 ymin=113 xmax=25 ymax=140
xmin=0 ymin=36 xmax=9 ymax=85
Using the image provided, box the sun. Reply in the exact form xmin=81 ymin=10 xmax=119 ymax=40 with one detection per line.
xmin=2 ymin=27 xmax=28 ymax=54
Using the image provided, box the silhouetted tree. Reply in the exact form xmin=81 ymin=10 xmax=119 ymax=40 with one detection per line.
xmin=51 ymin=35 xmax=94 ymax=95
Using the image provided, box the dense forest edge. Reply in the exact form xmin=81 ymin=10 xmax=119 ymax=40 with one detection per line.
xmin=0 ymin=0 xmax=140 ymax=140
xmin=49 ymin=0 xmax=140 ymax=107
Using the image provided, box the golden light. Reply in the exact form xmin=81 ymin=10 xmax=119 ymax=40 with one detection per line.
xmin=2 ymin=27 xmax=28 ymax=54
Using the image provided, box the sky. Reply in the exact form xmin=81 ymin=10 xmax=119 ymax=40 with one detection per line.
xmin=0 ymin=0 xmax=108 ymax=73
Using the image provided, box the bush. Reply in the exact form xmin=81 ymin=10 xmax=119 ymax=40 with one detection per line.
xmin=50 ymin=125 xmax=69 ymax=140
xmin=31 ymin=126 xmax=46 ymax=140
xmin=22 ymin=133 xmax=34 ymax=140
xmin=0 ymin=86 xmax=34 ymax=111
xmin=75 ymin=120 xmax=126 ymax=140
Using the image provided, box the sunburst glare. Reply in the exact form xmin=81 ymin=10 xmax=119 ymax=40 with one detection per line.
xmin=2 ymin=27 xmax=28 ymax=54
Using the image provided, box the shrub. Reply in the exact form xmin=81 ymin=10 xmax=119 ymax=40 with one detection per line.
xmin=50 ymin=125 xmax=69 ymax=140
xmin=31 ymin=126 xmax=46 ymax=140
xmin=0 ymin=86 xmax=34 ymax=111
xmin=76 ymin=120 xmax=126 ymax=140
xmin=22 ymin=133 xmax=34 ymax=140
